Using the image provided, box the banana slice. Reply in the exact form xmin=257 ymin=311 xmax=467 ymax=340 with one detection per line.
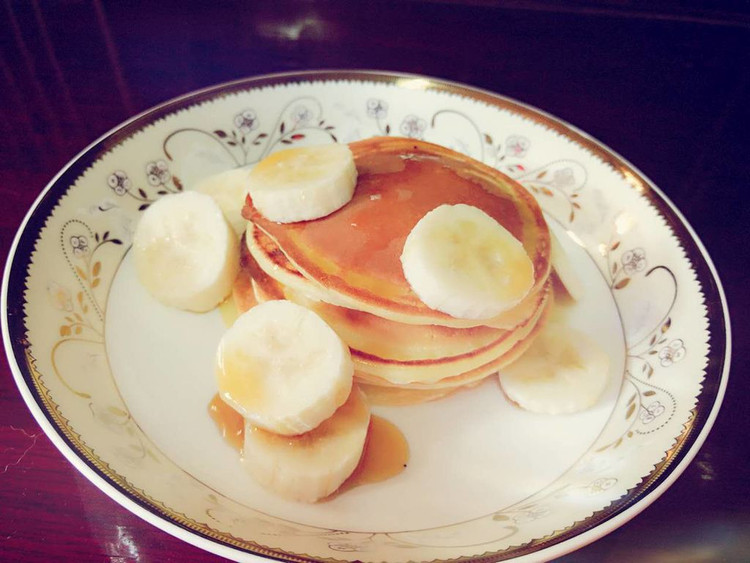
xmin=215 ymin=300 xmax=353 ymax=435
xmin=247 ymin=144 xmax=357 ymax=223
xmin=498 ymin=321 xmax=610 ymax=414
xmin=133 ymin=191 xmax=240 ymax=312
xmin=194 ymin=167 xmax=251 ymax=236
xmin=242 ymin=386 xmax=370 ymax=503
xmin=550 ymin=230 xmax=584 ymax=301
xmin=400 ymin=204 xmax=534 ymax=320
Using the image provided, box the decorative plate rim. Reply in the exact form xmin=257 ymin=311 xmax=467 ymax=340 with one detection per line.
xmin=1 ymin=69 xmax=732 ymax=562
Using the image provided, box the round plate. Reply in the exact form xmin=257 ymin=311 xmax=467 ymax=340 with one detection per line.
xmin=1 ymin=71 xmax=730 ymax=562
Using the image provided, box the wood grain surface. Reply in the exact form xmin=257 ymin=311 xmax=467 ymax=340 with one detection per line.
xmin=1 ymin=1 xmax=748 ymax=561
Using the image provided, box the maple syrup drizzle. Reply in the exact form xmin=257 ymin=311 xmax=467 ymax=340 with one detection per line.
xmin=208 ymin=393 xmax=244 ymax=451
xmin=342 ymin=415 xmax=409 ymax=490
xmin=218 ymin=296 xmax=241 ymax=327
xmin=207 ymin=394 xmax=409 ymax=493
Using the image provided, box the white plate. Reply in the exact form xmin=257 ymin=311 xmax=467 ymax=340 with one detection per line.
xmin=1 ymin=71 xmax=730 ymax=561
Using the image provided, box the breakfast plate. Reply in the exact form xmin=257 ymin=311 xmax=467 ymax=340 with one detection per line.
xmin=1 ymin=71 xmax=730 ymax=561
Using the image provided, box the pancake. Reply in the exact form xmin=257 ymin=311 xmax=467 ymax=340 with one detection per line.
xmin=353 ymin=299 xmax=550 ymax=392
xmin=246 ymin=221 xmax=545 ymax=331
xmin=242 ymin=229 xmax=551 ymax=386
xmin=244 ymin=226 xmax=549 ymax=359
xmin=241 ymin=226 xmax=551 ymax=388
xmin=348 ymin=288 xmax=549 ymax=385
xmin=236 ymin=137 xmax=553 ymax=398
xmin=242 ymin=137 xmax=551 ymax=328
xmin=354 ymin=300 xmax=549 ymax=393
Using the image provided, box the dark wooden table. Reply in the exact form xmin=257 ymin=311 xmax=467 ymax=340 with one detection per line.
xmin=1 ymin=1 xmax=748 ymax=561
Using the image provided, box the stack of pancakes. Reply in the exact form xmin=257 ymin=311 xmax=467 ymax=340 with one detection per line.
xmin=236 ymin=137 xmax=552 ymax=404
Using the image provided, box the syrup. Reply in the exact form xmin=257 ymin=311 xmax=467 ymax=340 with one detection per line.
xmin=343 ymin=415 xmax=409 ymax=489
xmin=218 ymin=297 xmax=240 ymax=327
xmin=253 ymin=147 xmax=526 ymax=289
xmin=207 ymin=393 xmax=409 ymax=493
xmin=208 ymin=393 xmax=244 ymax=451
